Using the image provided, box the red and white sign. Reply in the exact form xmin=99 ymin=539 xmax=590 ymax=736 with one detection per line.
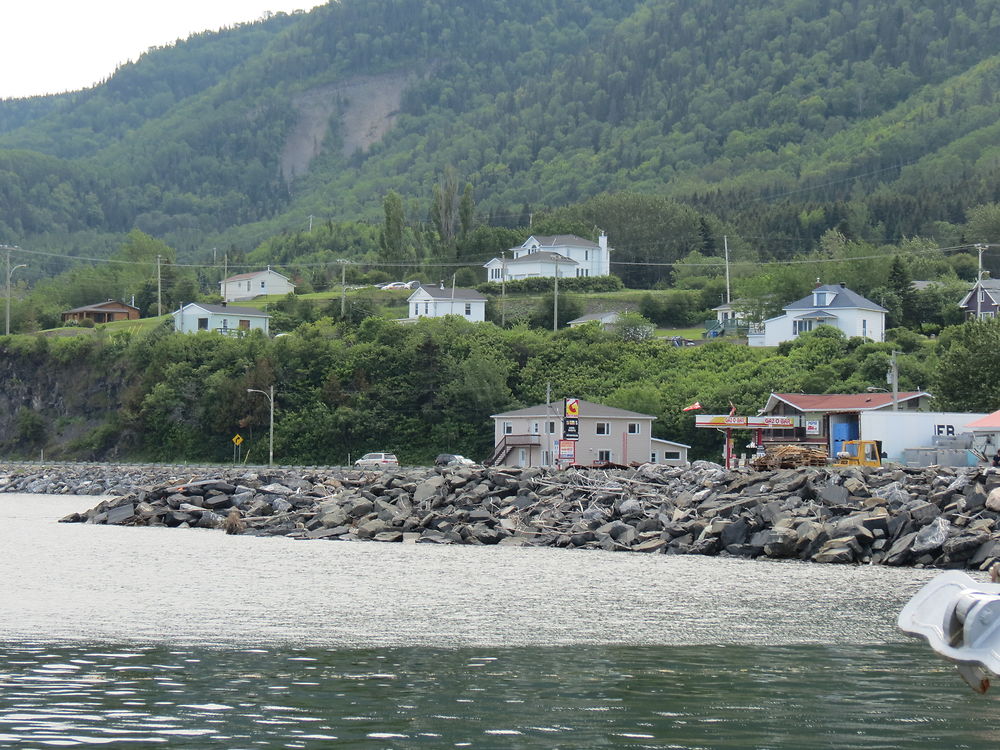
xmin=695 ymin=415 xmax=748 ymax=427
xmin=746 ymin=416 xmax=798 ymax=428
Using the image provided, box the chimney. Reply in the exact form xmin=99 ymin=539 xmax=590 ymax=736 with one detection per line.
xmin=439 ymin=280 xmax=445 ymax=290
xmin=840 ymin=282 xmax=846 ymax=288
xmin=598 ymin=231 xmax=607 ymax=251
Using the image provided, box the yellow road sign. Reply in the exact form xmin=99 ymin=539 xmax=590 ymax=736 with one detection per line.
xmin=232 ymin=434 xmax=244 ymax=446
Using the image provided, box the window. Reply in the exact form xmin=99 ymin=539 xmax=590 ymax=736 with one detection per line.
xmin=862 ymin=319 xmax=868 ymax=337
xmin=547 ymin=421 xmax=556 ymax=434
xmin=260 ymin=281 xmax=265 ymax=289
xmin=246 ymin=281 xmax=251 ymax=290
xmin=650 ymin=452 xmax=658 ymax=463
xmin=598 ymin=450 xmax=612 ymax=462
xmin=465 ymin=303 xmax=471 ymax=315
xmin=502 ymin=421 xmax=513 ymax=435
xmin=197 ymin=317 xmax=208 ymax=330
xmin=596 ymin=422 xmax=610 ymax=435
xmin=531 ymin=422 xmax=540 ymax=434
xmin=585 ymin=250 xmax=589 ymax=261
xmin=221 ymin=319 xmax=229 ymax=329
xmin=664 ymin=451 xmax=681 ymax=460
xmin=239 ymin=319 xmax=250 ymax=330
xmin=794 ymin=319 xmax=814 ymax=336
xmin=627 ymin=423 xmax=640 ymax=435
xmin=424 ymin=303 xmax=429 ymax=314
xmin=814 ymin=291 xmax=827 ymax=306
xmin=541 ymin=450 xmax=551 ymax=466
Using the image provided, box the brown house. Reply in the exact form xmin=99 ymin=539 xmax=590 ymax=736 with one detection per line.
xmin=62 ymin=300 xmax=141 ymax=325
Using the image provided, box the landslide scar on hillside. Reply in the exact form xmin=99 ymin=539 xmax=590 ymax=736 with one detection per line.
xmin=280 ymin=70 xmax=417 ymax=183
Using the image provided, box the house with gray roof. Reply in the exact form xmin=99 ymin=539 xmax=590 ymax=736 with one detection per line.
xmin=220 ymin=268 xmax=294 ymax=302
xmin=487 ymin=398 xmax=689 ymax=468
xmin=173 ymin=302 xmax=270 ymax=335
xmin=483 ymin=233 xmax=612 ymax=281
xmin=747 ymin=283 xmax=886 ymax=347
xmin=958 ymin=279 xmax=1000 ymax=320
xmin=567 ymin=311 xmax=620 ymax=328
xmin=406 ymin=283 xmax=488 ymax=322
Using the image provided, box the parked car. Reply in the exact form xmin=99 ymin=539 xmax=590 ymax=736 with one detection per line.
xmin=434 ymin=453 xmax=476 ymax=467
xmin=354 ymin=452 xmax=399 ymax=469
xmin=379 ymin=281 xmax=419 ymax=290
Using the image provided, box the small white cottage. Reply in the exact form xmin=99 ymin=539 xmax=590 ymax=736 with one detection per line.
xmin=406 ymin=284 xmax=487 ymax=322
xmin=220 ymin=269 xmax=295 ymax=302
xmin=173 ymin=302 xmax=270 ymax=335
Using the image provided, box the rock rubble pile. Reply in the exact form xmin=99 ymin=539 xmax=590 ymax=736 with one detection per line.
xmin=51 ymin=461 xmax=1000 ymax=570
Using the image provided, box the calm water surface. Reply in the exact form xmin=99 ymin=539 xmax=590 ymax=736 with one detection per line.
xmin=2 ymin=493 xmax=998 ymax=748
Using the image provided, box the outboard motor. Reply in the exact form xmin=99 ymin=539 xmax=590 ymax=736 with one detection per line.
xmin=898 ymin=570 xmax=1000 ymax=693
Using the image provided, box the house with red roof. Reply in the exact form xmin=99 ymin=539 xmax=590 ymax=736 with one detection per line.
xmin=758 ymin=391 xmax=933 ymax=456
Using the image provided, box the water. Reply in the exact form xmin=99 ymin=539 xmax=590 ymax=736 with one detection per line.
xmin=2 ymin=493 xmax=999 ymax=748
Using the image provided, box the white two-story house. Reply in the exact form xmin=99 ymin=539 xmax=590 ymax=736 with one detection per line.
xmin=748 ymin=283 xmax=886 ymax=347
xmin=405 ymin=283 xmax=487 ymax=322
xmin=484 ymin=233 xmax=613 ymax=282
xmin=220 ymin=268 xmax=295 ymax=302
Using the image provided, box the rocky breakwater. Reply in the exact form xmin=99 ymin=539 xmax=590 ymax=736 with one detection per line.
xmin=57 ymin=461 xmax=1000 ymax=570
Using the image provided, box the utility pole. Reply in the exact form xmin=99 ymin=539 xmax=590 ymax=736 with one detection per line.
xmin=724 ymin=235 xmax=731 ymax=304
xmin=975 ymin=243 xmax=987 ymax=320
xmin=308 ymin=215 xmax=314 ymax=232
xmin=156 ymin=254 xmax=162 ymax=316
xmin=340 ymin=260 xmax=347 ymax=318
xmin=500 ymin=251 xmax=507 ymax=327
xmin=450 ymin=273 xmax=457 ymax=315
xmin=4 ymin=247 xmax=27 ymax=336
xmin=890 ymin=350 xmax=899 ymax=411
xmin=553 ymin=266 xmax=559 ymax=332
xmin=246 ymin=385 xmax=275 ymax=466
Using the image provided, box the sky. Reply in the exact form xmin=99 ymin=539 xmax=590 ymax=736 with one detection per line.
xmin=0 ymin=1 xmax=322 ymax=100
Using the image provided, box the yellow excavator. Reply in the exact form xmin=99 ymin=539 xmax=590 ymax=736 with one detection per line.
xmin=833 ymin=440 xmax=884 ymax=467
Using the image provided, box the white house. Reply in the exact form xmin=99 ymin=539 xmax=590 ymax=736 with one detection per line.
xmin=173 ymin=302 xmax=270 ymax=335
xmin=220 ymin=268 xmax=295 ymax=302
xmin=405 ymin=284 xmax=487 ymax=322
xmin=747 ymin=283 xmax=886 ymax=347
xmin=484 ymin=233 xmax=612 ymax=281
xmin=567 ymin=311 xmax=620 ymax=328
xmin=487 ymin=399 xmax=689 ymax=468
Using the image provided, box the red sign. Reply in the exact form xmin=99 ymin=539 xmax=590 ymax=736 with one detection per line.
xmin=564 ymin=398 xmax=580 ymax=417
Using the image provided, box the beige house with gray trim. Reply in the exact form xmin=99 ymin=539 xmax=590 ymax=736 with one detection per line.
xmin=487 ymin=399 xmax=689 ymax=467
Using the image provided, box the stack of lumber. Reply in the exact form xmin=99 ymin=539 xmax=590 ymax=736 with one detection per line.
xmin=751 ymin=445 xmax=829 ymax=470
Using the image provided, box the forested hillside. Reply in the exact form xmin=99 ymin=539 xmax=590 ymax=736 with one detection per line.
xmin=1 ymin=0 xmax=999 ymax=274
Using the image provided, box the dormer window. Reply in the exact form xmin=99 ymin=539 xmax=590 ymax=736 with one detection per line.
xmin=814 ymin=291 xmax=827 ymax=306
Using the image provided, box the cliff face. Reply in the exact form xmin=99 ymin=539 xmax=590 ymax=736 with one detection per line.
xmin=0 ymin=340 xmax=130 ymax=459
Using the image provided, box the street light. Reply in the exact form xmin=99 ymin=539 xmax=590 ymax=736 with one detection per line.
xmin=246 ymin=385 xmax=275 ymax=466
xmin=5 ymin=249 xmax=26 ymax=336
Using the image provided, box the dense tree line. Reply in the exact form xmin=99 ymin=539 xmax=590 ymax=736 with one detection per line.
xmin=7 ymin=310 xmax=996 ymax=465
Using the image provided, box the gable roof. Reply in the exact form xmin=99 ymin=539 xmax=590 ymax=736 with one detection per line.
xmin=523 ymin=234 xmax=599 ymax=249
xmin=762 ymin=391 xmax=931 ymax=413
xmin=63 ymin=301 xmax=139 ymax=314
xmin=784 ymin=284 xmax=886 ymax=313
xmin=568 ymin=312 xmax=619 ymax=324
xmin=507 ymin=250 xmax=578 ymax=265
xmin=959 ymin=279 xmax=1000 ymax=308
xmin=965 ymin=409 xmax=1000 ymax=430
xmin=492 ymin=399 xmax=655 ymax=420
xmin=174 ymin=303 xmax=268 ymax=317
xmin=408 ymin=285 xmax=487 ymax=301
xmin=221 ymin=269 xmax=292 ymax=284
